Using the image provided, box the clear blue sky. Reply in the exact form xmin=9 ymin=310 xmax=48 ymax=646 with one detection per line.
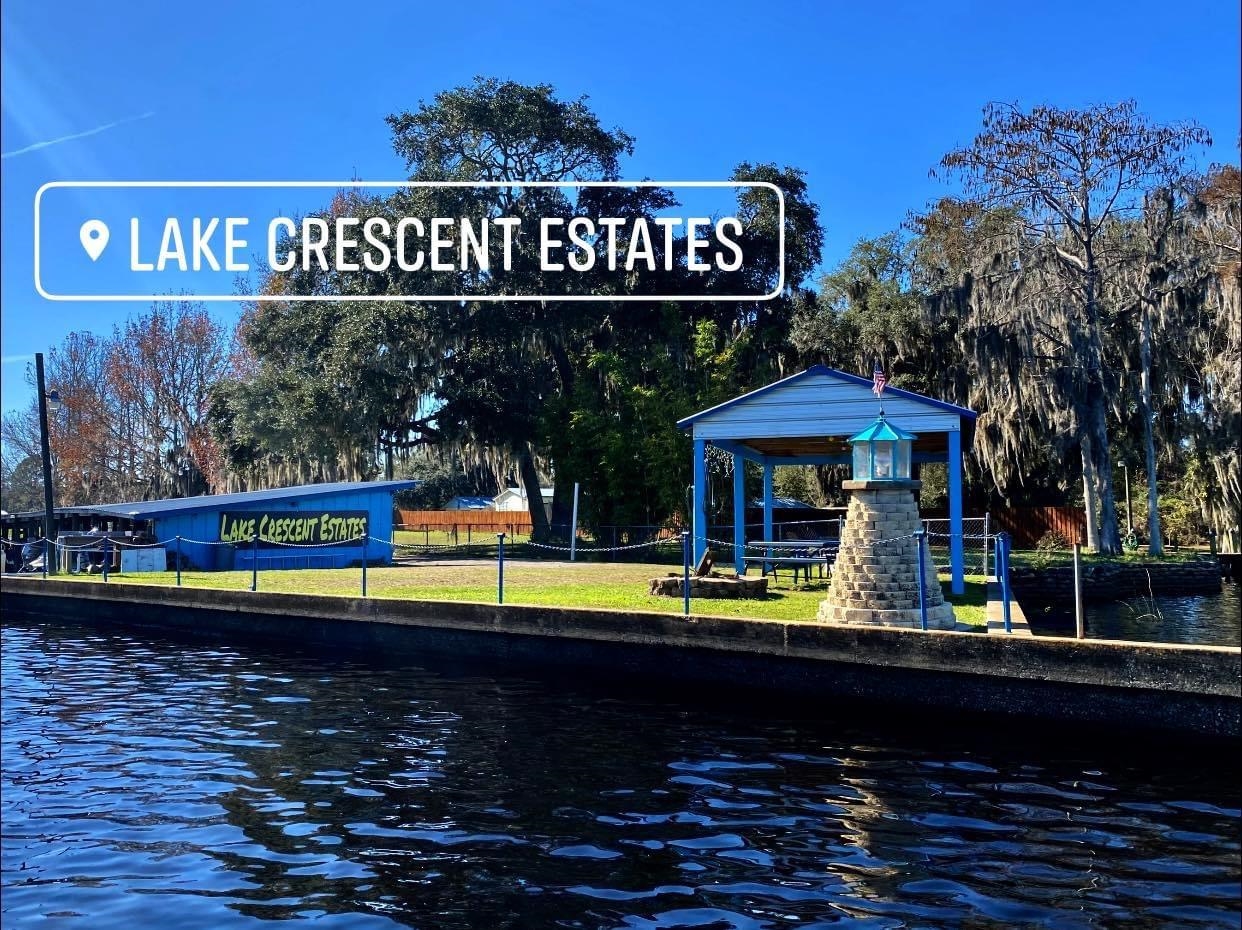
xmin=2 ymin=0 xmax=1239 ymax=410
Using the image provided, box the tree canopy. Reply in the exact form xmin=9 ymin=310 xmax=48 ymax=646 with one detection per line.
xmin=5 ymin=87 xmax=1235 ymax=555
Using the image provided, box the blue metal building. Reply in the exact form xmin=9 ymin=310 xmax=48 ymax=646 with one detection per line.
xmin=65 ymin=480 xmax=415 ymax=571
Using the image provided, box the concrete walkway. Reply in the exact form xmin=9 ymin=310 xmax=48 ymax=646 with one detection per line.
xmin=986 ymin=576 xmax=1032 ymax=636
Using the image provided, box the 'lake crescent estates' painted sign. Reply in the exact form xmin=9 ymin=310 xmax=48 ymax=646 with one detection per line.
xmin=219 ymin=511 xmax=368 ymax=547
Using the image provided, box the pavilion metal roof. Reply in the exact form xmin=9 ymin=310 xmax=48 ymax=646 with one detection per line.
xmin=676 ymin=365 xmax=974 ymax=460
xmin=677 ymin=365 xmax=976 ymax=429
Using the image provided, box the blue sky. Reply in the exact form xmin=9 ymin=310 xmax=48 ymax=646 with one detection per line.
xmin=3 ymin=0 xmax=1239 ymax=410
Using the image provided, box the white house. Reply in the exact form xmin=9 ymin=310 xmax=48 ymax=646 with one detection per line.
xmin=493 ymin=486 xmax=554 ymax=519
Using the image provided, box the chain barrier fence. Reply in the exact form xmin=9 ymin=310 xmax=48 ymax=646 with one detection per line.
xmin=385 ymin=515 xmax=993 ymax=571
xmin=2 ymin=522 xmax=1020 ymax=633
xmin=1 ymin=533 xmax=375 ymax=594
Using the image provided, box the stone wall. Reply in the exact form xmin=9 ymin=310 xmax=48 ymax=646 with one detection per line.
xmin=1011 ymin=559 xmax=1222 ymax=610
xmin=819 ymin=480 xmax=955 ymax=630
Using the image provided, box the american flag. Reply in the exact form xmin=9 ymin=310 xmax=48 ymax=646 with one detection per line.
xmin=872 ymin=364 xmax=887 ymax=397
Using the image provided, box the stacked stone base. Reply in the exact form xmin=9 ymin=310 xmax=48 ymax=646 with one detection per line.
xmin=649 ymin=574 xmax=768 ymax=599
xmin=817 ymin=600 xmax=956 ymax=629
xmin=819 ymin=479 xmax=956 ymax=631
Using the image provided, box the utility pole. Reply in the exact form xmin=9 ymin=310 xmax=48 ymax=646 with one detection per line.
xmin=35 ymin=353 xmax=58 ymax=574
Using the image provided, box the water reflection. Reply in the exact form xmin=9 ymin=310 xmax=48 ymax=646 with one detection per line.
xmin=3 ymin=619 xmax=1239 ymax=928
xmin=1033 ymin=580 xmax=1241 ymax=646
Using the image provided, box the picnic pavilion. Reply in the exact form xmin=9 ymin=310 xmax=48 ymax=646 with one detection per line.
xmin=677 ymin=365 xmax=978 ymax=594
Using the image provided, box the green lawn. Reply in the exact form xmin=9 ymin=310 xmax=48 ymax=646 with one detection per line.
xmin=393 ymin=527 xmax=537 ymax=548
xmin=1009 ymin=547 xmax=1214 ymax=569
xmin=56 ymin=561 xmax=989 ymax=626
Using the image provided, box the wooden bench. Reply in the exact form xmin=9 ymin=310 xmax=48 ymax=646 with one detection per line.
xmin=744 ymin=540 xmax=838 ymax=584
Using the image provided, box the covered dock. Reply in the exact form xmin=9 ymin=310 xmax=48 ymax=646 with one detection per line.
xmin=677 ymin=365 xmax=977 ymax=593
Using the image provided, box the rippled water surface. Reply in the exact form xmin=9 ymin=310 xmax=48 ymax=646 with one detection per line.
xmin=1034 ymin=580 xmax=1241 ymax=646
xmin=3 ymin=618 xmax=1239 ymax=929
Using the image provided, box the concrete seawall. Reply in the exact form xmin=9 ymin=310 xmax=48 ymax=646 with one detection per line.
xmin=3 ymin=577 xmax=1239 ymax=740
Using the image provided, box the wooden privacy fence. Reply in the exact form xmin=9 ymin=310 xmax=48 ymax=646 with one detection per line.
xmin=396 ymin=510 xmax=533 ymax=529
xmin=394 ymin=510 xmax=533 ymax=544
xmin=397 ymin=506 xmax=1088 ymax=551
xmin=989 ymin=506 xmax=1086 ymax=549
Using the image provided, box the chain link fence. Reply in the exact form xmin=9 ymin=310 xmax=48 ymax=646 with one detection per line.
xmin=923 ymin=516 xmax=992 ymax=576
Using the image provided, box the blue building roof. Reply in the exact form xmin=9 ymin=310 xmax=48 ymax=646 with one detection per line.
xmin=448 ymin=496 xmax=494 ymax=510
xmin=677 ymin=365 xmax=976 ymax=429
xmin=61 ymin=480 xmax=418 ymax=520
xmin=748 ymin=497 xmax=815 ymax=509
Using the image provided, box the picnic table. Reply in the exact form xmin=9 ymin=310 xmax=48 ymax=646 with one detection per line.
xmin=744 ymin=539 xmax=839 ymax=584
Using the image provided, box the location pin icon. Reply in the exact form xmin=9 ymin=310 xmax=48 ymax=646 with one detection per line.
xmin=80 ymin=220 xmax=109 ymax=261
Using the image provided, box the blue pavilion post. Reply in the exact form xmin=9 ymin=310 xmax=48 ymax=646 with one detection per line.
xmin=681 ymin=531 xmax=690 ymax=615
xmin=998 ymin=532 xmax=1012 ymax=634
xmin=916 ymin=528 xmax=929 ymax=631
xmin=692 ymin=438 xmax=707 ymax=564
xmin=732 ymin=453 xmax=745 ymax=574
xmin=762 ymin=463 xmax=774 ymax=542
xmin=948 ymin=427 xmax=965 ymax=595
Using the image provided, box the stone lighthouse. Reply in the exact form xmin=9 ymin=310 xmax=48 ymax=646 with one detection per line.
xmin=818 ymin=415 xmax=955 ymax=630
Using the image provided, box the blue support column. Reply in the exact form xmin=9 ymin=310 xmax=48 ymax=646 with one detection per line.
xmin=732 ymin=452 xmax=746 ymax=574
xmin=693 ymin=437 xmax=708 ymax=564
xmin=762 ymin=463 xmax=774 ymax=542
xmin=916 ymin=528 xmax=929 ymax=631
xmin=999 ymin=533 xmax=1012 ymax=634
xmin=681 ymin=531 xmax=690 ymax=615
xmin=948 ymin=426 xmax=965 ymax=595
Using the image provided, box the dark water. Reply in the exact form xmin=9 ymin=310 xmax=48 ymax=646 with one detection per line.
xmin=1032 ymin=581 xmax=1241 ymax=647
xmin=3 ymin=619 xmax=1240 ymax=929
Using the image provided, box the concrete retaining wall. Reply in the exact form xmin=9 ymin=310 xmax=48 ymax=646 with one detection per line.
xmin=2 ymin=578 xmax=1238 ymax=740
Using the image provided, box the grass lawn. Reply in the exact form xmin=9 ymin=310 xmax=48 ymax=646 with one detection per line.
xmin=57 ymin=561 xmax=990 ymax=627
xmin=393 ymin=528 xmax=537 ymax=548
xmin=1009 ymin=547 xmax=1214 ymax=568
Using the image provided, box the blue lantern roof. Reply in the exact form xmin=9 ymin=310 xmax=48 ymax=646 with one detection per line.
xmin=847 ymin=415 xmax=918 ymax=444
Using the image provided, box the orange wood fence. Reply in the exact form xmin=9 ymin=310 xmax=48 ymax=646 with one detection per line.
xmin=395 ymin=509 xmax=533 ymax=532
xmin=989 ymin=506 xmax=1087 ymax=549
xmin=397 ymin=507 xmax=1089 ymax=550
